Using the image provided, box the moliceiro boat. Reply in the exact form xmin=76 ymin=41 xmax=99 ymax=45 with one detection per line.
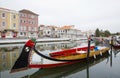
xmin=23 ymin=53 xmax=110 ymax=78
xmin=10 ymin=39 xmax=110 ymax=73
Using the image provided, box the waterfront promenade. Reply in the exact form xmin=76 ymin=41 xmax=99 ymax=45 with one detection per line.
xmin=0 ymin=37 xmax=110 ymax=44
xmin=0 ymin=38 xmax=71 ymax=44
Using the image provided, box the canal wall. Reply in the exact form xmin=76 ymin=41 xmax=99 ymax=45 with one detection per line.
xmin=0 ymin=37 xmax=111 ymax=44
xmin=0 ymin=38 xmax=71 ymax=44
xmin=0 ymin=37 xmax=89 ymax=44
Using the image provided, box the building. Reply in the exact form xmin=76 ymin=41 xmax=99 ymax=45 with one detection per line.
xmin=58 ymin=25 xmax=85 ymax=40
xmin=58 ymin=25 xmax=75 ymax=39
xmin=44 ymin=25 xmax=59 ymax=38
xmin=83 ymin=30 xmax=95 ymax=37
xmin=38 ymin=25 xmax=45 ymax=38
xmin=19 ymin=9 xmax=39 ymax=38
xmin=0 ymin=7 xmax=19 ymax=38
xmin=38 ymin=25 xmax=84 ymax=39
xmin=38 ymin=25 xmax=59 ymax=38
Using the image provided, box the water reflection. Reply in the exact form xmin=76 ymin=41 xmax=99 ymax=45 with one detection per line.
xmin=0 ymin=41 xmax=120 ymax=78
xmin=113 ymin=49 xmax=120 ymax=58
xmin=0 ymin=41 xmax=84 ymax=72
xmin=86 ymin=60 xmax=89 ymax=78
xmin=110 ymin=49 xmax=113 ymax=67
xmin=35 ymin=41 xmax=82 ymax=51
xmin=0 ymin=46 xmax=22 ymax=72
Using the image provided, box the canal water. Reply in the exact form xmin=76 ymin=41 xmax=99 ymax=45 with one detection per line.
xmin=0 ymin=41 xmax=120 ymax=78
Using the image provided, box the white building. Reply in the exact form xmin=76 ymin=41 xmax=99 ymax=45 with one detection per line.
xmin=58 ymin=26 xmax=83 ymax=39
xmin=38 ymin=25 xmax=84 ymax=40
xmin=38 ymin=25 xmax=59 ymax=38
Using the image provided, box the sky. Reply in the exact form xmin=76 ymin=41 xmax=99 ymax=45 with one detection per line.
xmin=0 ymin=0 xmax=120 ymax=33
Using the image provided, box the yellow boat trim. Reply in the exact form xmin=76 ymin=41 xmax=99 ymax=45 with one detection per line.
xmin=55 ymin=48 xmax=110 ymax=60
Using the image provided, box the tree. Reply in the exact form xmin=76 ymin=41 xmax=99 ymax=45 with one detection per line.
xmin=104 ymin=30 xmax=111 ymax=37
xmin=95 ymin=28 xmax=100 ymax=37
xmin=95 ymin=28 xmax=111 ymax=37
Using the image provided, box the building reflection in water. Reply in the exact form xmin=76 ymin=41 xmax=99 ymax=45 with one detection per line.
xmin=0 ymin=46 xmax=22 ymax=72
xmin=36 ymin=41 xmax=79 ymax=51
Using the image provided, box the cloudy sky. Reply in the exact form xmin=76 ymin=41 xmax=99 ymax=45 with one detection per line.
xmin=0 ymin=0 xmax=120 ymax=33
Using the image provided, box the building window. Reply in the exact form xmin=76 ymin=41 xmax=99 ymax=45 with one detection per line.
xmin=24 ymin=32 xmax=26 ymax=35
xmin=22 ymin=14 xmax=24 ymax=17
xmin=24 ymin=26 xmax=26 ymax=31
xmin=29 ymin=27 xmax=31 ymax=31
xmin=48 ymin=31 xmax=50 ymax=34
xmin=20 ymin=20 xmax=22 ymax=23
xmin=24 ymin=20 xmax=26 ymax=23
xmin=29 ymin=21 xmax=30 ymax=24
xmin=31 ymin=15 xmax=35 ymax=19
xmin=20 ymin=14 xmax=22 ymax=17
xmin=31 ymin=27 xmax=34 ymax=31
xmin=13 ymin=23 xmax=16 ymax=27
xmin=2 ymin=21 xmax=6 ymax=26
xmin=32 ymin=21 xmax=33 ymax=24
xmin=13 ymin=15 xmax=16 ymax=19
xmin=2 ymin=13 xmax=6 ymax=18
xmin=20 ymin=32 xmax=23 ymax=35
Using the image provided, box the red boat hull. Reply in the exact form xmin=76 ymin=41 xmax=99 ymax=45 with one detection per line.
xmin=50 ymin=46 xmax=95 ymax=57
xmin=29 ymin=60 xmax=82 ymax=68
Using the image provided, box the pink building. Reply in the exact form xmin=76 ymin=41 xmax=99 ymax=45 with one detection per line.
xmin=19 ymin=9 xmax=39 ymax=38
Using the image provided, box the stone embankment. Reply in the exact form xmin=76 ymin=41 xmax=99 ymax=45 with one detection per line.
xmin=0 ymin=38 xmax=70 ymax=44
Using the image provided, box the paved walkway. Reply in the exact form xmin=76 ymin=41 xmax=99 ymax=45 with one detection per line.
xmin=0 ymin=38 xmax=70 ymax=44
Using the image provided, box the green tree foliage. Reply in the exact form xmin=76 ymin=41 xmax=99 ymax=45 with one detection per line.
xmin=95 ymin=28 xmax=100 ymax=37
xmin=104 ymin=30 xmax=111 ymax=37
xmin=95 ymin=28 xmax=111 ymax=37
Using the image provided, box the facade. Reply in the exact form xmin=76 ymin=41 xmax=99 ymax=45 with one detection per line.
xmin=44 ymin=25 xmax=58 ymax=38
xmin=58 ymin=25 xmax=82 ymax=40
xmin=38 ymin=25 xmax=59 ymax=38
xmin=38 ymin=25 xmax=84 ymax=39
xmin=0 ymin=7 xmax=87 ymax=39
xmin=0 ymin=7 xmax=19 ymax=38
xmin=43 ymin=26 xmax=53 ymax=37
xmin=38 ymin=25 xmax=45 ymax=38
xmin=83 ymin=30 xmax=95 ymax=37
xmin=53 ymin=26 xmax=59 ymax=38
xmin=19 ymin=9 xmax=39 ymax=38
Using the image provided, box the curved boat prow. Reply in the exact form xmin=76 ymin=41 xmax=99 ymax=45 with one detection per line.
xmin=10 ymin=39 xmax=36 ymax=73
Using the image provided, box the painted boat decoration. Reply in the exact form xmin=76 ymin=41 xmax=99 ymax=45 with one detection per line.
xmin=11 ymin=39 xmax=110 ymax=73
xmin=10 ymin=39 xmax=36 ymax=73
